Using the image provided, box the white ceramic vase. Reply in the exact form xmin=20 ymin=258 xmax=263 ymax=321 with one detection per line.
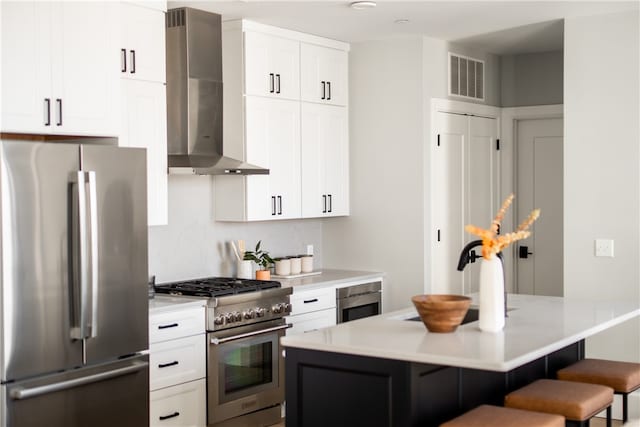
xmin=478 ymin=256 xmax=505 ymax=332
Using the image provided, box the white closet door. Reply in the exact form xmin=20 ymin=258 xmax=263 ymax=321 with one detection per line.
xmin=516 ymin=118 xmax=563 ymax=296
xmin=433 ymin=112 xmax=498 ymax=295
xmin=433 ymin=112 xmax=467 ymax=295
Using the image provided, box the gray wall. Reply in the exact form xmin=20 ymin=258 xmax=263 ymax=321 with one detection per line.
xmin=501 ymin=51 xmax=563 ymax=107
xmin=148 ymin=175 xmax=323 ymax=283
xmin=564 ymin=11 xmax=639 ymax=363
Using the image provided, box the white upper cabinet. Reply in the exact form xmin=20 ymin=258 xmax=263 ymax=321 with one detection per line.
xmin=301 ymin=103 xmax=349 ymax=218
xmin=120 ymin=2 xmax=166 ymax=83
xmin=119 ymin=2 xmax=168 ymax=226
xmin=120 ymin=79 xmax=168 ymax=226
xmin=301 ymin=44 xmax=348 ymax=106
xmin=215 ymin=20 xmax=349 ymax=222
xmin=1 ymin=1 xmax=118 ymax=136
xmin=244 ymin=31 xmax=300 ymax=100
xmin=245 ymin=97 xmax=301 ymax=220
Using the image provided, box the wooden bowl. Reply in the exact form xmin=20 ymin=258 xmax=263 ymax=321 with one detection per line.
xmin=411 ymin=294 xmax=471 ymax=333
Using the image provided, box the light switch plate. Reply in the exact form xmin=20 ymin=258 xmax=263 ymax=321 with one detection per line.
xmin=595 ymin=239 xmax=614 ymax=257
xmin=306 ymin=244 xmax=314 ymax=256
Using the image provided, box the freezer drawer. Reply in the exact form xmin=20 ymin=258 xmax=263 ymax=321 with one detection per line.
xmin=4 ymin=355 xmax=149 ymax=427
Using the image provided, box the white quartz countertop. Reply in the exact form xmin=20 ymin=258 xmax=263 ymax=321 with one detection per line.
xmin=148 ymin=295 xmax=207 ymax=314
xmin=281 ymin=293 xmax=640 ymax=372
xmin=278 ymin=269 xmax=384 ymax=292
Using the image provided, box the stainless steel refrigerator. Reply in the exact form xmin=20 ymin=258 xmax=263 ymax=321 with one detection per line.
xmin=0 ymin=139 xmax=149 ymax=427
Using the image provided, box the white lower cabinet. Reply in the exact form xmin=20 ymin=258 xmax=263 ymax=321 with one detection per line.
xmin=288 ymin=309 xmax=336 ymax=335
xmin=149 ymin=304 xmax=206 ymax=427
xmin=149 ymin=334 xmax=206 ymax=391
xmin=150 ymin=379 xmax=206 ymax=427
xmin=287 ymin=287 xmax=336 ymax=335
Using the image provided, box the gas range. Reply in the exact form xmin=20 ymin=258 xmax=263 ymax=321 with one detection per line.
xmin=154 ymin=277 xmax=292 ymax=331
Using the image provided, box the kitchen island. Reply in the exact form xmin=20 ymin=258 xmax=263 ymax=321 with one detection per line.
xmin=281 ymin=294 xmax=640 ymax=427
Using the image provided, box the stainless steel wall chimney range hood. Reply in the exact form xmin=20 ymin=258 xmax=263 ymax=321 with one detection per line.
xmin=166 ymin=8 xmax=269 ymax=175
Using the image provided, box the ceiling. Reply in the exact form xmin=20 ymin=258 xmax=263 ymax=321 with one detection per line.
xmin=169 ymin=1 xmax=638 ymax=55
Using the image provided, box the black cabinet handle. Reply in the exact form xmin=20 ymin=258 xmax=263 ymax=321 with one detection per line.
xmin=158 ymin=361 xmax=179 ymax=369
xmin=158 ymin=323 xmax=178 ymax=330
xmin=321 ymin=81 xmax=326 ymax=100
xmin=275 ymin=74 xmax=281 ymax=94
xmin=130 ymin=50 xmax=136 ymax=74
xmin=328 ymin=194 xmax=332 ymax=213
xmin=327 ymin=81 xmax=331 ymax=100
xmin=121 ymin=48 xmax=127 ymax=72
xmin=277 ymin=195 xmax=282 ymax=215
xmin=44 ymin=98 xmax=51 ymax=126
xmin=55 ymin=99 xmax=62 ymax=126
xmin=271 ymin=196 xmax=276 ymax=215
xmin=322 ymin=195 xmax=327 ymax=213
xmin=159 ymin=412 xmax=180 ymax=421
xmin=269 ymin=73 xmax=274 ymax=93
xmin=303 ymin=298 xmax=319 ymax=304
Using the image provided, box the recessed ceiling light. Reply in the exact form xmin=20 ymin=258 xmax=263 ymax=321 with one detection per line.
xmin=350 ymin=1 xmax=377 ymax=10
xmin=394 ymin=19 xmax=410 ymax=24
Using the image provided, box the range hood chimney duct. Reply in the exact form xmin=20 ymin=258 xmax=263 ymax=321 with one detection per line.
xmin=166 ymin=7 xmax=269 ymax=175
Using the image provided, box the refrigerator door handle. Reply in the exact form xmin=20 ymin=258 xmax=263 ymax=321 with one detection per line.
xmin=9 ymin=360 xmax=148 ymax=400
xmin=69 ymin=171 xmax=89 ymax=341
xmin=85 ymin=171 xmax=99 ymax=339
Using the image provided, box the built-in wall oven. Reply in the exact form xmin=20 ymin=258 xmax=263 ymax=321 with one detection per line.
xmin=336 ymin=281 xmax=382 ymax=323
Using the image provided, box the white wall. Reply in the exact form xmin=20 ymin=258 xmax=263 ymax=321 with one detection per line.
xmin=149 ymin=175 xmax=323 ymax=283
xmin=323 ymin=37 xmax=426 ymax=311
xmin=564 ymin=11 xmax=639 ymax=362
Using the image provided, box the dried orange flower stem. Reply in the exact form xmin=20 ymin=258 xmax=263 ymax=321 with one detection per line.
xmin=464 ymin=194 xmax=540 ymax=260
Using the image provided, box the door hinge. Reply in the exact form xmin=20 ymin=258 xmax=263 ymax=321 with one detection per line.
xmin=437 ymin=134 xmax=440 ymax=147
xmin=496 ymin=139 xmax=500 ymax=150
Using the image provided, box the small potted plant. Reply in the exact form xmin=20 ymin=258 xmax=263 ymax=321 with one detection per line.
xmin=243 ymin=240 xmax=275 ymax=280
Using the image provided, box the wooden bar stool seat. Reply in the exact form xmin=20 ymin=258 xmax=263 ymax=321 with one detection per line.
xmin=557 ymin=358 xmax=640 ymax=424
xmin=504 ymin=379 xmax=613 ymax=427
xmin=440 ymin=404 xmax=565 ymax=427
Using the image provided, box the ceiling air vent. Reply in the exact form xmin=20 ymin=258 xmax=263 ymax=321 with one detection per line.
xmin=166 ymin=9 xmax=185 ymax=28
xmin=449 ymin=52 xmax=484 ymax=101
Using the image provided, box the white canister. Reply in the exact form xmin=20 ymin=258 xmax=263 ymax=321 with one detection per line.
xmin=274 ymin=258 xmax=291 ymax=276
xmin=237 ymin=260 xmax=253 ymax=280
xmin=289 ymin=256 xmax=302 ymax=275
xmin=300 ymin=255 xmax=314 ymax=273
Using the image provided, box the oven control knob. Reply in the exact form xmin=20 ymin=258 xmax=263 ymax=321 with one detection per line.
xmin=224 ymin=313 xmax=235 ymax=324
xmin=234 ymin=312 xmax=243 ymax=322
xmin=243 ymin=309 xmax=255 ymax=320
xmin=255 ymin=308 xmax=266 ymax=317
xmin=283 ymin=303 xmax=292 ymax=313
xmin=214 ymin=315 xmax=224 ymax=325
xmin=272 ymin=303 xmax=284 ymax=314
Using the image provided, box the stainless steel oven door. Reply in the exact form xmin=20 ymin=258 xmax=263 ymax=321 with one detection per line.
xmin=336 ymin=291 xmax=382 ymax=323
xmin=207 ymin=318 xmax=290 ymax=425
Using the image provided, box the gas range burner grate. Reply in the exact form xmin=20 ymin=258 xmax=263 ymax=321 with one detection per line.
xmin=154 ymin=277 xmax=281 ymax=297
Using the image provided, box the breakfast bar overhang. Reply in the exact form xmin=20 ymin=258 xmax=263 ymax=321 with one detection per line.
xmin=281 ymin=294 xmax=640 ymax=427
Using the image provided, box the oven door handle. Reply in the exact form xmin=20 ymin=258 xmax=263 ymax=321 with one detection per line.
xmin=210 ymin=323 xmax=291 ymax=345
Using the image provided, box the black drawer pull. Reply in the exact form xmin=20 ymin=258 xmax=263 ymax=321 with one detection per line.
xmin=158 ymin=323 xmax=178 ymax=330
xmin=158 ymin=361 xmax=179 ymax=369
xmin=303 ymin=298 xmax=319 ymax=304
xmin=159 ymin=412 xmax=180 ymax=421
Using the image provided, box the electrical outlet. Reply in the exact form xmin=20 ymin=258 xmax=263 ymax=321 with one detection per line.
xmin=595 ymin=239 xmax=614 ymax=257
xmin=306 ymin=244 xmax=314 ymax=256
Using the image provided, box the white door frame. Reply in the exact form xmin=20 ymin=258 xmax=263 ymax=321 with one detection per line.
xmin=428 ymin=98 xmax=501 ymax=294
xmin=500 ymin=104 xmax=563 ymax=292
